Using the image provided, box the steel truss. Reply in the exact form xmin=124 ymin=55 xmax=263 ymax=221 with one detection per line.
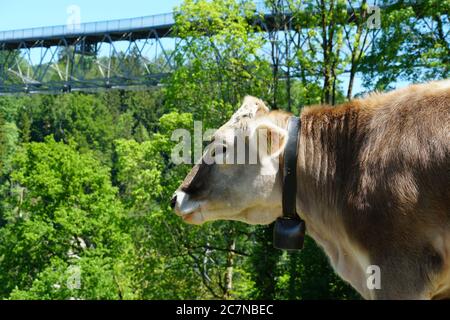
xmin=0 ymin=29 xmax=180 ymax=95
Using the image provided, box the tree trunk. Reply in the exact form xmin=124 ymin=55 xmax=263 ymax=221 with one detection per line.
xmin=224 ymin=239 xmax=235 ymax=299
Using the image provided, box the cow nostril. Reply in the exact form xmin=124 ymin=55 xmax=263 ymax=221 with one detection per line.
xmin=170 ymin=195 xmax=177 ymax=209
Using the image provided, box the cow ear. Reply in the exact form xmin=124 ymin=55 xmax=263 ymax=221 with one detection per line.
xmin=230 ymin=96 xmax=269 ymax=123
xmin=251 ymin=120 xmax=288 ymax=160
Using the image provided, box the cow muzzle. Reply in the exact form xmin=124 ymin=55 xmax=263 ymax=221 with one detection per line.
xmin=171 ymin=190 xmax=204 ymax=224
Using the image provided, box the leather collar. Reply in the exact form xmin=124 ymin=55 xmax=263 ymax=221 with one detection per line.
xmin=273 ymin=116 xmax=306 ymax=250
xmin=282 ymin=116 xmax=301 ymax=219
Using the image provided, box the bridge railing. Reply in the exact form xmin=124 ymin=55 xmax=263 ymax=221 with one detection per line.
xmin=0 ymin=12 xmax=175 ymax=42
xmin=0 ymin=1 xmax=277 ymax=42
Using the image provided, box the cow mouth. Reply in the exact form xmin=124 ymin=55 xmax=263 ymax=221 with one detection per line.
xmin=181 ymin=211 xmax=196 ymax=221
xmin=173 ymin=191 xmax=206 ymax=224
xmin=175 ymin=203 xmax=201 ymax=218
xmin=180 ymin=209 xmax=204 ymax=224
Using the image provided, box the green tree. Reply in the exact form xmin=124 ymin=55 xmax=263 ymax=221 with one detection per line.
xmin=168 ymin=0 xmax=272 ymax=121
xmin=0 ymin=137 xmax=137 ymax=299
xmin=361 ymin=0 xmax=450 ymax=90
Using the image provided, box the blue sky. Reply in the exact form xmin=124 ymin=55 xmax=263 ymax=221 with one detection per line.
xmin=0 ymin=0 xmax=183 ymax=31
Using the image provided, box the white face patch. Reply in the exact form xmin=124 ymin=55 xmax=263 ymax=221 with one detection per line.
xmin=173 ymin=96 xmax=288 ymax=226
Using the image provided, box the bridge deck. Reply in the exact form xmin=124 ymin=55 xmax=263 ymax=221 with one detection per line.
xmin=0 ymin=13 xmax=175 ymax=49
xmin=0 ymin=1 xmax=277 ymax=49
xmin=0 ymin=0 xmax=406 ymax=50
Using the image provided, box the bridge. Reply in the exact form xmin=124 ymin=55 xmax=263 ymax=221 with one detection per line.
xmin=0 ymin=0 xmax=289 ymax=95
xmin=0 ymin=1 xmax=420 ymax=95
xmin=0 ymin=10 xmax=179 ymax=94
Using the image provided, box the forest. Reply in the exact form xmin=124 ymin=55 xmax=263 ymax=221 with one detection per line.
xmin=0 ymin=0 xmax=448 ymax=299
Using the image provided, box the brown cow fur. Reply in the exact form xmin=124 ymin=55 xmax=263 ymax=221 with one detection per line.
xmin=293 ymin=80 xmax=450 ymax=299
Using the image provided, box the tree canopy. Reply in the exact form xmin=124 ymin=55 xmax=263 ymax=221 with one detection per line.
xmin=0 ymin=0 xmax=447 ymax=300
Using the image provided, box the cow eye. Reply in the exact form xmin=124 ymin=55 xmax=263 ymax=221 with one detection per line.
xmin=210 ymin=145 xmax=227 ymax=157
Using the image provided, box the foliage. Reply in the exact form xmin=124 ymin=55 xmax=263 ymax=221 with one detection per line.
xmin=361 ymin=0 xmax=449 ymax=90
xmin=168 ymin=0 xmax=272 ymax=123
xmin=0 ymin=0 xmax=447 ymax=300
xmin=0 ymin=138 xmax=137 ymax=299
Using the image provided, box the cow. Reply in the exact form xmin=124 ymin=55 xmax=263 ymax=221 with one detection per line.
xmin=171 ymin=79 xmax=450 ymax=300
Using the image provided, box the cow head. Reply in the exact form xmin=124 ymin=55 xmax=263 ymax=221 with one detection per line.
xmin=171 ymin=96 xmax=291 ymax=225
